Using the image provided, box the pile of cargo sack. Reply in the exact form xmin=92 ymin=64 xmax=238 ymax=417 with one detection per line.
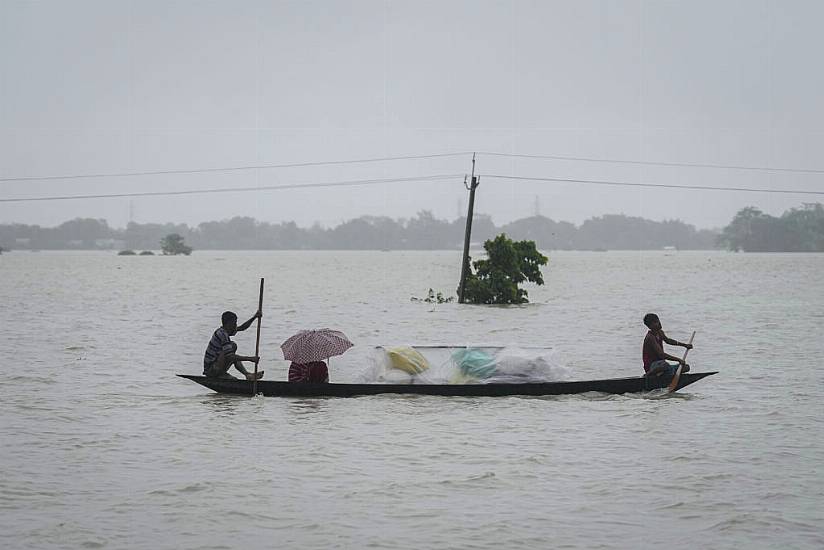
xmin=356 ymin=345 xmax=571 ymax=384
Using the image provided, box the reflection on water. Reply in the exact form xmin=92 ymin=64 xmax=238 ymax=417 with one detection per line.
xmin=199 ymin=395 xmax=248 ymax=417
xmin=285 ymin=399 xmax=330 ymax=416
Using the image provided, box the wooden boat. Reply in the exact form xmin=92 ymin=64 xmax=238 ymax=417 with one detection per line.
xmin=177 ymin=371 xmax=717 ymax=398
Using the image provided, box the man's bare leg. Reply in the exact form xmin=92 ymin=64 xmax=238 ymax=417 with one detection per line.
xmin=205 ymin=352 xmax=236 ymax=378
xmin=232 ymin=359 xmax=264 ymax=380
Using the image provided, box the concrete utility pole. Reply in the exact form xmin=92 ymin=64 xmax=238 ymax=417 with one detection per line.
xmin=457 ymin=153 xmax=479 ymax=304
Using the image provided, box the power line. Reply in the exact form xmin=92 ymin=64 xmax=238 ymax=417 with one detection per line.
xmin=481 ymin=173 xmax=824 ymax=196
xmin=4 ymin=170 xmax=820 ymax=203
xmin=477 ymin=151 xmax=824 ymax=175
xmin=0 ymin=152 xmax=472 ymax=183
xmin=5 ymin=149 xmax=824 ymax=185
xmin=0 ymin=174 xmax=463 ymax=203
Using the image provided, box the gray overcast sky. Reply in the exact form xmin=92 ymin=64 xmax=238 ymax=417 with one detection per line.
xmin=1 ymin=0 xmax=823 ymax=229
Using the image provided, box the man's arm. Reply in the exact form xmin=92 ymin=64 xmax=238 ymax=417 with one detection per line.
xmin=651 ymin=333 xmax=688 ymax=364
xmin=237 ymin=310 xmax=263 ymax=332
xmin=661 ymin=331 xmax=693 ymax=350
xmin=221 ymin=340 xmax=259 ymax=368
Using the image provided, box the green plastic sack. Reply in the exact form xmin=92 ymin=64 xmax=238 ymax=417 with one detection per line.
xmin=451 ymin=348 xmax=496 ymax=379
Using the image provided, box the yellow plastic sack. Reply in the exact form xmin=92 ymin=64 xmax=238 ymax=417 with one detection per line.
xmin=386 ymin=347 xmax=430 ymax=374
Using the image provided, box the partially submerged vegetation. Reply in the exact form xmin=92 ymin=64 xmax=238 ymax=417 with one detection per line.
xmin=462 ymin=234 xmax=548 ymax=305
xmin=118 ymin=249 xmax=154 ymax=256
xmin=411 ymin=289 xmax=455 ymax=304
xmin=160 ymin=233 xmax=192 ymax=256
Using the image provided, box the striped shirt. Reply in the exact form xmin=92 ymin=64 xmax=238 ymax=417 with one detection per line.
xmin=204 ymin=327 xmax=235 ymax=368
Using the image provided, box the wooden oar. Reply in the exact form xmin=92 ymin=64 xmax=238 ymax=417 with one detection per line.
xmin=252 ymin=278 xmax=264 ymax=396
xmin=667 ymin=331 xmax=696 ymax=393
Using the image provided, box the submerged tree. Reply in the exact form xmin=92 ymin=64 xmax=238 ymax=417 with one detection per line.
xmin=462 ymin=233 xmax=548 ymax=304
xmin=160 ymin=233 xmax=192 ymax=256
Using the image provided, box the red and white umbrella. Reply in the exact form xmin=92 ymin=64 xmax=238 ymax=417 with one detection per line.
xmin=281 ymin=329 xmax=353 ymax=364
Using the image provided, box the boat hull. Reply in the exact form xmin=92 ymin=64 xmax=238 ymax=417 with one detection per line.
xmin=177 ymin=372 xmax=717 ymax=397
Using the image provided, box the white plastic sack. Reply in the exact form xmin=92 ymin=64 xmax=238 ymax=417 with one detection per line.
xmin=488 ymin=347 xmax=572 ymax=383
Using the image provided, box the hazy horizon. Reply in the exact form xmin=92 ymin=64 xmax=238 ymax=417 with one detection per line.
xmin=1 ymin=207 xmax=739 ymax=232
xmin=3 ymin=1 xmax=823 ymax=230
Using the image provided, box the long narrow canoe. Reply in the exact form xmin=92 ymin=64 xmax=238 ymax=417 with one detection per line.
xmin=177 ymin=371 xmax=717 ymax=397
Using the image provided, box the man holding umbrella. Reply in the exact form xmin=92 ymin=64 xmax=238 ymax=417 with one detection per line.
xmin=282 ymin=329 xmax=353 ymax=383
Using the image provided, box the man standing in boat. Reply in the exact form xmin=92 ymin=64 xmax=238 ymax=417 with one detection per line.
xmin=203 ymin=310 xmax=264 ymax=380
xmin=642 ymin=313 xmax=693 ymax=377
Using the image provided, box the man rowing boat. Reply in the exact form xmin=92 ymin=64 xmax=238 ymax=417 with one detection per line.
xmin=642 ymin=313 xmax=693 ymax=377
xmin=203 ymin=310 xmax=264 ymax=380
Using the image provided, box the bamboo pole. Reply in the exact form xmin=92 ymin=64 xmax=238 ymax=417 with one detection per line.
xmin=252 ymin=278 xmax=264 ymax=396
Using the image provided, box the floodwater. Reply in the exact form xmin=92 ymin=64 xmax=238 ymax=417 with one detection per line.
xmin=1 ymin=250 xmax=822 ymax=549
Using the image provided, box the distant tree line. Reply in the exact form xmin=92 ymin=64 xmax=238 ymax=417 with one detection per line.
xmin=0 ymin=210 xmax=727 ymax=251
xmin=0 ymin=211 xmax=724 ymax=251
xmin=6 ymin=203 xmax=822 ymax=252
xmin=717 ymin=203 xmax=824 ymax=252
